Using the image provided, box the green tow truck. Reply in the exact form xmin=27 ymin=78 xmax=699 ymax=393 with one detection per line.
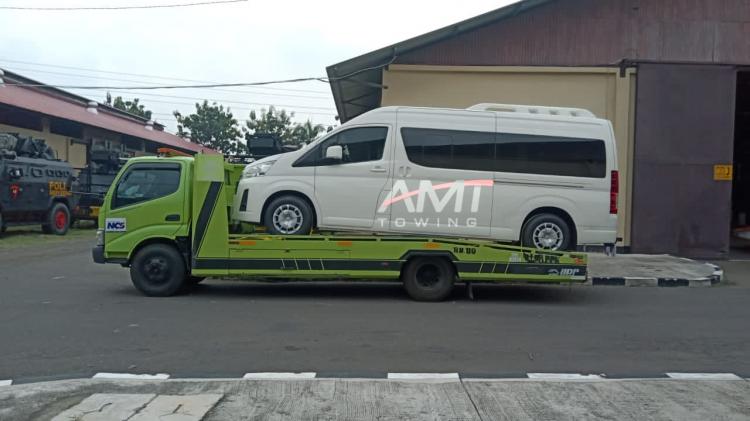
xmin=92 ymin=153 xmax=588 ymax=301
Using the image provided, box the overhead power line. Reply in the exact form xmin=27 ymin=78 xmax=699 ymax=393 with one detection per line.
xmin=3 ymin=65 xmax=332 ymax=100
xmin=0 ymin=58 xmax=330 ymax=94
xmin=100 ymin=90 xmax=335 ymax=111
xmin=4 ymin=76 xmax=328 ymax=90
xmin=0 ymin=0 xmax=246 ymax=11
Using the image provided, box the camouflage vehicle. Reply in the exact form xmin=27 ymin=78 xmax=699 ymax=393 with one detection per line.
xmin=0 ymin=133 xmax=78 ymax=235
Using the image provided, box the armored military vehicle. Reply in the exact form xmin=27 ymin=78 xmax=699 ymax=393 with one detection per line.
xmin=0 ymin=133 xmax=77 ymax=235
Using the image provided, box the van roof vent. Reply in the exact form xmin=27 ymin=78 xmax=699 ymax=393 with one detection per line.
xmin=467 ymin=103 xmax=596 ymax=118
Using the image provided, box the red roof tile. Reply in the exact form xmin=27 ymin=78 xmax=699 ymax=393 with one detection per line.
xmin=0 ymin=84 xmax=218 ymax=154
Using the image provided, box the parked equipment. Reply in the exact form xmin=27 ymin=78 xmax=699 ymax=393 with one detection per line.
xmin=92 ymin=153 xmax=587 ymax=301
xmin=74 ymin=147 xmax=128 ymax=221
xmin=0 ymin=133 xmax=78 ymax=235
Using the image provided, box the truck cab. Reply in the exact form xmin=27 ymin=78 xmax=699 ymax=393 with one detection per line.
xmin=93 ymin=156 xmax=196 ymax=264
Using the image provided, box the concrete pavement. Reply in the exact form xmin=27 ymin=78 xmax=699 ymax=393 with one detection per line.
xmin=2 ymin=377 xmax=749 ymax=420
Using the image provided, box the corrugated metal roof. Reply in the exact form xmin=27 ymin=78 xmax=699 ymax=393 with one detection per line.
xmin=0 ymin=72 xmax=216 ymax=155
xmin=326 ymin=0 xmax=556 ymax=122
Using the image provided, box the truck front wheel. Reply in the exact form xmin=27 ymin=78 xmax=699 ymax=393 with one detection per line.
xmin=130 ymin=244 xmax=186 ymax=297
xmin=42 ymin=202 xmax=70 ymax=235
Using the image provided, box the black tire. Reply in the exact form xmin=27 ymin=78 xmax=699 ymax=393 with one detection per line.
xmin=129 ymin=244 xmax=186 ymax=297
xmin=401 ymin=257 xmax=456 ymax=302
xmin=521 ymin=213 xmax=573 ymax=251
xmin=43 ymin=202 xmax=70 ymax=235
xmin=263 ymin=195 xmax=313 ymax=235
xmin=0 ymin=212 xmax=6 ymax=234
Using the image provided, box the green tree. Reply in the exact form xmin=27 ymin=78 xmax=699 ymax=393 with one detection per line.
xmin=244 ymin=106 xmax=296 ymax=145
xmin=105 ymin=92 xmax=153 ymax=120
xmin=173 ymin=101 xmax=241 ymax=154
xmin=291 ymin=120 xmax=327 ymax=145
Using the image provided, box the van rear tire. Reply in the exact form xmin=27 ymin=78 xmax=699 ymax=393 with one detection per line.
xmin=263 ymin=195 xmax=313 ymax=235
xmin=521 ymin=213 xmax=572 ymax=251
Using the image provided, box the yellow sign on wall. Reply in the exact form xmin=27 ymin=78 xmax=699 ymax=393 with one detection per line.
xmin=714 ymin=165 xmax=733 ymax=181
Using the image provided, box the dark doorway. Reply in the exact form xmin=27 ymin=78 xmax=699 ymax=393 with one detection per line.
xmin=632 ymin=64 xmax=736 ymax=258
xmin=732 ymin=71 xmax=750 ymax=255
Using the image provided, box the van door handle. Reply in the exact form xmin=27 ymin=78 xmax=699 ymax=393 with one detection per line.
xmin=404 ymin=166 xmax=412 ymax=177
xmin=165 ymin=214 xmax=180 ymax=222
xmin=370 ymin=165 xmax=387 ymax=173
xmin=397 ymin=166 xmax=404 ymax=177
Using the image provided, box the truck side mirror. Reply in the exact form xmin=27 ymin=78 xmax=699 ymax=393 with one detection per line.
xmin=325 ymin=145 xmax=343 ymax=161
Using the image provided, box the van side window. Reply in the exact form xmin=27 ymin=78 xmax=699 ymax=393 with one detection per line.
xmin=401 ymin=128 xmax=606 ymax=178
xmin=402 ymin=128 xmax=494 ymax=172
xmin=294 ymin=127 xmax=388 ymax=167
xmin=113 ymin=164 xmax=181 ymax=209
xmin=495 ymin=133 xmax=606 ymax=178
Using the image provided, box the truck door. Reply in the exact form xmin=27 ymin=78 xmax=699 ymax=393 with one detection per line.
xmin=103 ymin=162 xmax=186 ymax=256
xmin=388 ymin=110 xmax=495 ymax=238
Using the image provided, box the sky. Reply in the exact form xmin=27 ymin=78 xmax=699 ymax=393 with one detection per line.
xmin=0 ymin=0 xmax=515 ymax=133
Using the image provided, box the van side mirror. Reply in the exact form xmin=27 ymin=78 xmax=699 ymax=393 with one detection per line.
xmin=325 ymin=145 xmax=343 ymax=161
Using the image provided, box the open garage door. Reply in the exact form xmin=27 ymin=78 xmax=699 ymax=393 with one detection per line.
xmin=631 ymin=64 xmax=736 ymax=258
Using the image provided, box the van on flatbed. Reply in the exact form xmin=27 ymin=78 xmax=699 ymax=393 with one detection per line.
xmin=92 ymin=153 xmax=588 ymax=301
xmin=234 ymin=104 xmax=619 ymax=251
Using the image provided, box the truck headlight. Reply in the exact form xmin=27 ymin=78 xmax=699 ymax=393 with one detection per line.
xmin=96 ymin=229 xmax=104 ymax=246
xmin=242 ymin=160 xmax=276 ymax=179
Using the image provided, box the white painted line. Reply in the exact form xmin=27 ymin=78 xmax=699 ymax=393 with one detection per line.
xmin=387 ymin=373 xmax=460 ymax=380
xmin=666 ymin=373 xmax=742 ymax=380
xmin=0 ymin=380 xmax=11 ymax=386
xmin=527 ymin=373 xmax=604 ymax=380
xmin=93 ymin=372 xmax=170 ymax=380
xmin=130 ymin=394 xmax=224 ymax=421
xmin=243 ymin=372 xmax=316 ymax=380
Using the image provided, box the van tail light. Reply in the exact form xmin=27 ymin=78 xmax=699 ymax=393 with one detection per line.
xmin=610 ymin=170 xmax=619 ymax=215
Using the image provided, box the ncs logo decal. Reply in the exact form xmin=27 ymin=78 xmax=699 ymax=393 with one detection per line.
xmin=105 ymin=218 xmax=127 ymax=232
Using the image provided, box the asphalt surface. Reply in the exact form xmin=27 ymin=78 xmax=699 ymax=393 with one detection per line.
xmin=1 ymin=233 xmax=750 ymax=384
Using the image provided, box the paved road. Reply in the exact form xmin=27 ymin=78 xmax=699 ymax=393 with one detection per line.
xmin=1 ymin=234 xmax=749 ymax=384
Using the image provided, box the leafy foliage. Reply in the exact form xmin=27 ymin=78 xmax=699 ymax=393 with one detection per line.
xmin=244 ymin=106 xmax=332 ymax=149
xmin=173 ymin=101 xmax=242 ymax=154
xmin=105 ymin=92 xmax=153 ymax=120
xmin=243 ymin=106 xmax=295 ymax=143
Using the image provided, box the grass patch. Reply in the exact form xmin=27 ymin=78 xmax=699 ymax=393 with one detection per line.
xmin=0 ymin=224 xmax=96 ymax=249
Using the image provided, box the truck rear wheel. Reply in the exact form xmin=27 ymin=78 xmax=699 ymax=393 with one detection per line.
xmin=42 ymin=202 xmax=70 ymax=235
xmin=401 ymin=257 xmax=455 ymax=302
xmin=130 ymin=244 xmax=186 ymax=297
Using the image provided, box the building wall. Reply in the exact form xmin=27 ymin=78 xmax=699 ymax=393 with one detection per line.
xmin=381 ymin=64 xmax=636 ymax=245
xmin=397 ymin=0 xmax=750 ymax=67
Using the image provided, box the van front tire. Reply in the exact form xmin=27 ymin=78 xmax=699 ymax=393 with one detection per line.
xmin=264 ymin=195 xmax=313 ymax=235
xmin=130 ymin=244 xmax=186 ymax=297
xmin=521 ymin=213 xmax=572 ymax=251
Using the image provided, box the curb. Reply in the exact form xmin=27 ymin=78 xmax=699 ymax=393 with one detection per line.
xmin=588 ymin=263 xmax=723 ymax=288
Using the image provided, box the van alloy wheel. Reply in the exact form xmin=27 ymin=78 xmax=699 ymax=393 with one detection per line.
xmin=272 ymin=204 xmax=304 ymax=234
xmin=532 ymin=222 xmax=564 ymax=250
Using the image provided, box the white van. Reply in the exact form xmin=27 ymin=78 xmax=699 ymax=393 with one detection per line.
xmin=233 ymin=104 xmax=618 ymax=251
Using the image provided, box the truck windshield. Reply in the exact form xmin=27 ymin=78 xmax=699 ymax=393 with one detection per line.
xmin=113 ymin=164 xmax=181 ymax=208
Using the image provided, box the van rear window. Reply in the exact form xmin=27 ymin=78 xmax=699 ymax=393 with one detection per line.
xmin=401 ymin=128 xmax=606 ymax=178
